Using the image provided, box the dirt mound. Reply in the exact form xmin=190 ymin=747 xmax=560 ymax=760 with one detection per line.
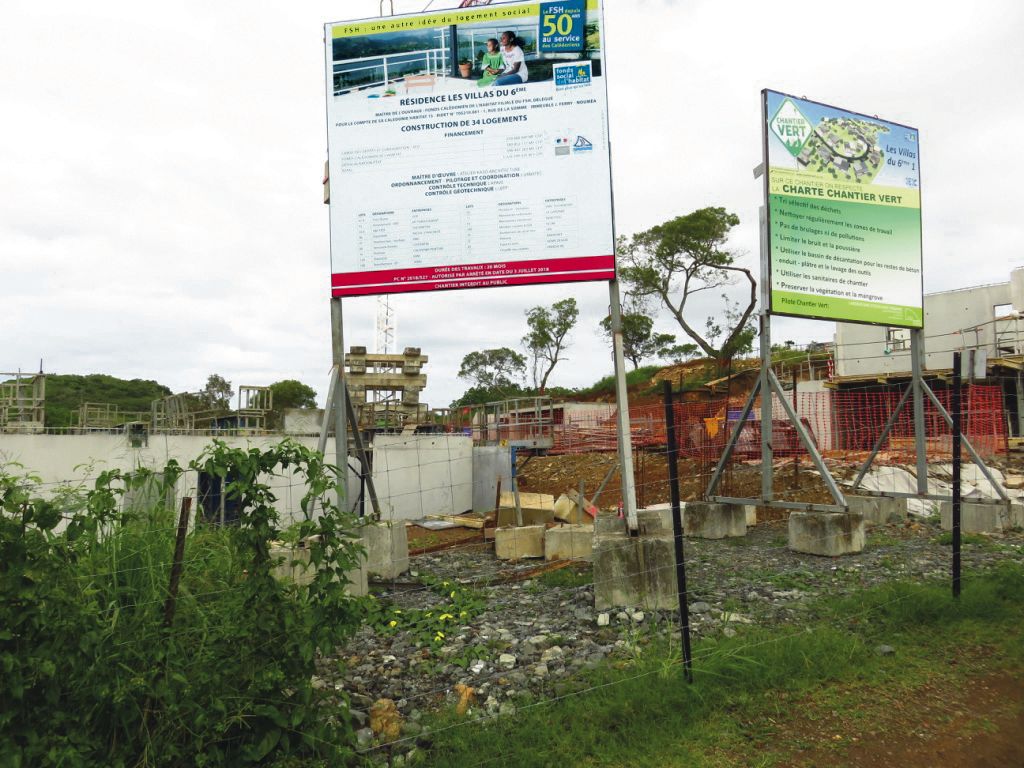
xmin=517 ymin=452 xmax=839 ymax=519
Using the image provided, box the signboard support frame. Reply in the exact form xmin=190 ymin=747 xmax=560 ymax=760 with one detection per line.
xmin=609 ymin=278 xmax=639 ymax=533
xmin=316 ymin=297 xmax=349 ymax=514
xmin=850 ymin=329 xmax=1008 ymax=502
xmin=705 ymin=200 xmax=848 ymax=508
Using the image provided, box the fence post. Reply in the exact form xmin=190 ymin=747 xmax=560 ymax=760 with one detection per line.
xmin=663 ymin=381 xmax=693 ymax=683
xmin=951 ymin=352 xmax=962 ymax=599
xmin=164 ymin=497 xmax=193 ymax=628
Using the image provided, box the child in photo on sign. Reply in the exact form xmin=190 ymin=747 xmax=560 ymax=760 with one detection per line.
xmin=494 ymin=31 xmax=529 ymax=86
xmin=477 ymin=38 xmax=505 ymax=87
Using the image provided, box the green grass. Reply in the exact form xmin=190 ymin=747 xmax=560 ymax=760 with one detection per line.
xmin=934 ymin=531 xmax=994 ymax=547
xmin=412 ymin=564 xmax=1024 ymax=767
xmin=536 ymin=563 xmax=593 ymax=589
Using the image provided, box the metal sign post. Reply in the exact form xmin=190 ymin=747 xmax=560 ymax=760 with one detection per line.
xmin=609 ymin=279 xmax=639 ymax=532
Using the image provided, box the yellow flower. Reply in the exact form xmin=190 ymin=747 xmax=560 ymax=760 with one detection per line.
xmin=439 ymin=613 xmax=453 ymax=621
xmin=442 ymin=581 xmax=450 ymax=587
xmin=450 ymin=591 xmax=457 ymax=599
xmin=460 ymin=611 xmax=468 ymax=618
xmin=388 ymin=620 xmax=398 ymax=628
xmin=393 ymin=609 xmax=402 ymax=615
xmin=436 ymin=631 xmax=445 ymax=639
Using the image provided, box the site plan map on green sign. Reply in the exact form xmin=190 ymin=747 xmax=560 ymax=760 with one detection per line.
xmin=764 ymin=90 xmax=923 ymax=328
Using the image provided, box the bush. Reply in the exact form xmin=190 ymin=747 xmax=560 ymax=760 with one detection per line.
xmin=0 ymin=440 xmax=365 ymax=766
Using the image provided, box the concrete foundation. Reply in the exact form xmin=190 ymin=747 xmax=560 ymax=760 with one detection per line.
xmin=683 ymin=502 xmax=747 ymax=539
xmin=371 ymin=435 xmax=473 ymax=521
xmin=939 ymin=501 xmax=1024 ymax=534
xmin=788 ymin=512 xmax=865 ymax=557
xmin=472 ymin=446 xmax=513 ymax=513
xmin=360 ymin=521 xmax=409 ymax=580
xmin=544 ymin=524 xmax=594 ymax=562
xmin=494 ymin=525 xmax=545 ymax=560
xmin=847 ymin=495 xmax=908 ymax=525
xmin=594 ymin=512 xmax=627 ymax=536
xmin=270 ymin=540 xmax=368 ymax=596
xmin=593 ymin=531 xmax=677 ymax=610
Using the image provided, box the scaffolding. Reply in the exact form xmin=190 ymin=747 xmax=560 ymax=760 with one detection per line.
xmin=346 ymin=346 xmax=430 ymax=431
xmin=0 ymin=372 xmax=46 ymax=434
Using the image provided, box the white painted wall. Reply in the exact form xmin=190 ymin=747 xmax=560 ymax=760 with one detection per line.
xmin=0 ymin=433 xmax=356 ymax=525
xmin=835 ymin=274 xmax=1020 ymax=377
xmin=371 ymin=434 xmax=473 ymax=521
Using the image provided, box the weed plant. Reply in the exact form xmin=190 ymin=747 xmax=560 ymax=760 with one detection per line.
xmin=0 ymin=440 xmax=365 ymax=767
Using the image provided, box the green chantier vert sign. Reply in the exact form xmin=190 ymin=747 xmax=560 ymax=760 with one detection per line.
xmin=763 ymin=90 xmax=923 ymax=328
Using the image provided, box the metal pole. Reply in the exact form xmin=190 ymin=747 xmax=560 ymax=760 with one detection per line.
xmin=317 ymin=365 xmax=340 ymax=457
xmin=663 ymin=381 xmax=693 ymax=682
xmin=758 ymin=206 xmax=773 ymax=503
xmin=769 ymin=370 xmax=846 ymax=506
xmin=792 ymin=368 xmax=799 ymax=487
xmin=705 ymin=377 xmax=760 ymax=497
xmin=851 ymin=384 xmax=913 ymax=489
xmin=609 ymin=279 xmax=639 ymax=532
xmin=330 ymin=297 xmax=348 ymax=513
xmin=344 ymin=383 xmax=381 ymax=520
xmin=921 ymin=380 xmax=1008 ymax=501
xmin=951 ymin=352 xmax=962 ymax=599
xmin=910 ymin=327 xmax=928 ymax=495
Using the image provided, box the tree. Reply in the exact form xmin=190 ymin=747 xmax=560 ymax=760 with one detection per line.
xmin=522 ymin=298 xmax=578 ymax=392
xmin=618 ymin=207 xmax=757 ymax=369
xmin=200 ymin=374 xmax=233 ymax=411
xmin=268 ymin=379 xmax=317 ymax=410
xmin=457 ymin=348 xmax=527 ymax=392
xmin=660 ymin=343 xmax=700 ymax=364
xmin=265 ymin=379 xmax=317 ymax=429
xmin=599 ymin=295 xmax=678 ymax=369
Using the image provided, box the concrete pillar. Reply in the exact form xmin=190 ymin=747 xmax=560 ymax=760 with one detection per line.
xmin=360 ymin=521 xmax=409 ymax=580
xmin=788 ymin=511 xmax=865 ymax=556
xmin=592 ymin=531 xmax=677 ymax=610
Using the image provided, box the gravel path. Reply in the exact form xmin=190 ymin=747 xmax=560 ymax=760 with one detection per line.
xmin=319 ymin=519 xmax=1024 ymax=756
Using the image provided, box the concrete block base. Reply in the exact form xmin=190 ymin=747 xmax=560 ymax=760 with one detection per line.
xmin=270 ymin=540 xmax=368 ymax=596
xmin=495 ymin=525 xmax=545 ymax=560
xmin=361 ymin=522 xmax=409 ymax=580
xmin=544 ymin=524 xmax=594 ymax=562
xmin=847 ymin=495 xmax=908 ymax=526
xmin=497 ymin=507 xmax=555 ymax=527
xmin=594 ymin=512 xmax=627 ymax=536
xmin=788 ymin=512 xmax=865 ymax=557
xmin=593 ymin=532 xmax=677 ymax=610
xmin=684 ymin=502 xmax=747 ymax=539
xmin=939 ymin=502 xmax=1023 ymax=534
xmin=744 ymin=505 xmax=757 ymax=527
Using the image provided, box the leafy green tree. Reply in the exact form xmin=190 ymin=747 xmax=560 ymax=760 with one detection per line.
xmin=523 ymin=298 xmax=579 ymax=392
xmin=599 ymin=295 xmax=678 ymax=369
xmin=618 ymin=207 xmax=757 ymax=369
xmin=661 ymin=343 xmax=700 ymax=364
xmin=266 ymin=379 xmax=317 ymax=429
xmin=457 ymin=348 xmax=527 ymax=392
xmin=200 ymin=374 xmax=233 ymax=411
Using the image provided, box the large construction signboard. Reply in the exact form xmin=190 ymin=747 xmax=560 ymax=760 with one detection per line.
xmin=326 ymin=1 xmax=614 ymax=297
xmin=763 ymin=90 xmax=923 ymax=327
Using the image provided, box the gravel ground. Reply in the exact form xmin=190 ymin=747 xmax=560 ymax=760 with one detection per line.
xmin=319 ymin=517 xmax=1024 ymax=758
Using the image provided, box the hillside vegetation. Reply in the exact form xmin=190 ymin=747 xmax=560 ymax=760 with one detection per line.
xmin=42 ymin=374 xmax=171 ymax=428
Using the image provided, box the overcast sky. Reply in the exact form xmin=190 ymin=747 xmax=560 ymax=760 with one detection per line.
xmin=3 ymin=0 xmax=1022 ymax=408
